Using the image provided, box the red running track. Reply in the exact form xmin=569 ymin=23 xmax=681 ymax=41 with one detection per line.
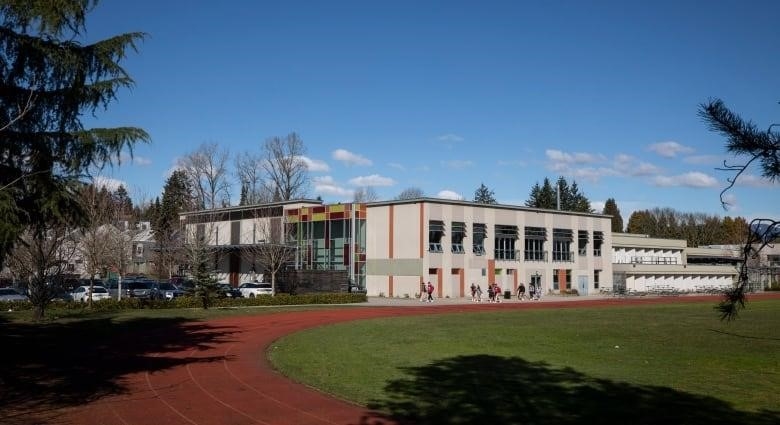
xmin=46 ymin=294 xmax=778 ymax=425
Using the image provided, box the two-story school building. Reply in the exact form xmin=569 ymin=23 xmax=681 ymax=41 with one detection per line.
xmin=180 ymin=198 xmax=614 ymax=297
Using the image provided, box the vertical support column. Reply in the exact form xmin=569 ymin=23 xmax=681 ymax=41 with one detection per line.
xmin=459 ymin=268 xmax=465 ymax=298
xmin=437 ymin=268 xmax=443 ymax=298
xmin=488 ymin=259 xmax=496 ymax=284
xmin=388 ymin=275 xmax=394 ymax=297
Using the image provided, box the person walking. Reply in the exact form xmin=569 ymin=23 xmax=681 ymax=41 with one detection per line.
xmin=517 ymin=283 xmax=526 ymax=301
xmin=529 ymin=282 xmax=536 ymax=301
xmin=476 ymin=284 xmax=483 ymax=302
xmin=419 ymin=281 xmax=427 ymax=302
xmin=426 ymin=281 xmax=434 ymax=302
xmin=494 ymin=284 xmax=502 ymax=303
xmin=470 ymin=282 xmax=477 ymax=302
xmin=487 ymin=284 xmax=494 ymax=303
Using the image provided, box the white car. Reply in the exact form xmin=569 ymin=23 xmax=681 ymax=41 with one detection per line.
xmin=238 ymin=282 xmax=273 ymax=298
xmin=70 ymin=285 xmax=111 ymax=302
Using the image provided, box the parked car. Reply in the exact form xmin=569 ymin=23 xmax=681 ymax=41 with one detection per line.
xmin=217 ymin=283 xmax=242 ymax=298
xmin=157 ymin=282 xmax=185 ymax=300
xmin=177 ymin=279 xmax=196 ymax=295
xmin=70 ymin=285 xmax=111 ymax=302
xmin=123 ymin=280 xmax=161 ymax=299
xmin=238 ymin=282 xmax=273 ymax=298
xmin=0 ymin=287 xmax=28 ymax=302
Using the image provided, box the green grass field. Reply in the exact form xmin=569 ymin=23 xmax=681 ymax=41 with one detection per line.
xmin=269 ymin=300 xmax=780 ymax=424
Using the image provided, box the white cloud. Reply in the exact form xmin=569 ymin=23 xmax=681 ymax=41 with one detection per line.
xmin=313 ymin=176 xmax=353 ymax=197
xmin=120 ymin=152 xmax=152 ymax=166
xmin=546 ymin=149 xmax=605 ymax=164
xmin=332 ymin=149 xmax=372 ymax=166
xmin=388 ymin=162 xmax=406 ymax=171
xmin=93 ymin=176 xmax=126 ymax=192
xmin=497 ymin=159 xmax=527 ymax=167
xmin=313 ymin=175 xmax=335 ymax=185
xmin=570 ymin=167 xmax=619 ymax=182
xmin=735 ymin=174 xmax=777 ymax=188
xmin=648 ymin=141 xmax=694 ymax=158
xmin=683 ymin=154 xmax=721 ymax=165
xmin=441 ymin=159 xmax=473 ymax=169
xmin=613 ymin=154 xmax=660 ymax=176
xmin=721 ymin=193 xmax=738 ymax=211
xmin=348 ymin=174 xmax=395 ymax=187
xmin=652 ymin=172 xmax=718 ymax=188
xmin=299 ymin=155 xmax=329 ymax=172
xmin=437 ymin=134 xmax=464 ymax=143
xmin=591 ymin=200 xmax=606 ymax=212
xmin=436 ymin=190 xmax=463 ymax=200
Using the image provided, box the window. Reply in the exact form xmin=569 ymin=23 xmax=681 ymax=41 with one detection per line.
xmin=473 ymin=223 xmax=487 ymax=255
xmin=594 ymin=270 xmax=601 ymax=289
xmin=451 ymin=221 xmax=466 ymax=254
xmin=552 ymin=228 xmax=573 ymax=262
xmin=578 ymin=230 xmax=588 ymax=256
xmin=494 ymin=225 xmax=518 ymax=260
xmin=429 ymin=220 xmax=445 ymax=252
xmin=135 ymin=244 xmax=144 ymax=257
xmin=593 ymin=231 xmax=604 ymax=256
xmin=524 ymin=227 xmax=547 ymax=261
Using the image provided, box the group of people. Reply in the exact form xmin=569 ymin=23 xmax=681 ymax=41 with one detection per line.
xmin=516 ymin=282 xmax=541 ymax=301
xmin=419 ymin=281 xmax=541 ymax=303
xmin=419 ymin=281 xmax=435 ymax=302
xmin=469 ymin=282 xmax=505 ymax=303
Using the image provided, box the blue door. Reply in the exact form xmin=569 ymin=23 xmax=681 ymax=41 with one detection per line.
xmin=578 ymin=276 xmax=588 ymax=295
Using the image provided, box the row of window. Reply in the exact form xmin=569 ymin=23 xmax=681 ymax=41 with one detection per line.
xmin=429 ymin=221 xmax=604 ymax=259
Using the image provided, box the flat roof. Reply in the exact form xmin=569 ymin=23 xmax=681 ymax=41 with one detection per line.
xmin=365 ymin=197 xmax=610 ymax=219
xmin=180 ymin=199 xmax=322 ymax=217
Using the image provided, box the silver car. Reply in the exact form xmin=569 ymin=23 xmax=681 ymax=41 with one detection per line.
xmin=0 ymin=288 xmax=28 ymax=302
xmin=70 ymin=285 xmax=111 ymax=302
xmin=238 ymin=282 xmax=273 ymax=298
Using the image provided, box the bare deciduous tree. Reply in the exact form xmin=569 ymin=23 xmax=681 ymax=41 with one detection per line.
xmin=179 ymin=142 xmax=231 ymax=209
xmin=353 ymin=186 xmax=379 ymax=203
xmin=397 ymin=187 xmax=424 ymax=200
xmin=240 ymin=214 xmax=296 ymax=295
xmin=235 ymin=151 xmax=273 ymax=204
xmin=6 ymin=225 xmax=77 ymax=320
xmin=77 ymin=183 xmax=120 ymax=307
xmin=262 ymin=133 xmax=310 ymax=201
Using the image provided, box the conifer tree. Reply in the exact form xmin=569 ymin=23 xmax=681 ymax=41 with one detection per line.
xmin=602 ymin=198 xmax=624 ymax=232
xmin=473 ymin=183 xmax=497 ymax=204
xmin=0 ymin=1 xmax=148 ymax=319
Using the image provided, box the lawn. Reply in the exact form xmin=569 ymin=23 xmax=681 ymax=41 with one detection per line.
xmin=269 ymin=300 xmax=780 ymax=424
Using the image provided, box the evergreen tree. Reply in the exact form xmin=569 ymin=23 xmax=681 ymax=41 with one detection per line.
xmin=239 ymin=183 xmax=248 ymax=206
xmin=0 ymin=1 xmax=148 ymax=318
xmin=626 ymin=210 xmax=657 ymax=235
xmin=113 ymin=185 xmax=133 ymax=219
xmin=602 ymin=198 xmax=624 ymax=232
xmin=192 ymin=246 xmax=219 ymax=309
xmin=526 ymin=177 xmax=591 ymax=212
xmin=473 ymin=183 xmax=497 ymax=204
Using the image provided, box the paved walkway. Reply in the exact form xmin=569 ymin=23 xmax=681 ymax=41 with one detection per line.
xmin=38 ymin=292 xmax=778 ymax=425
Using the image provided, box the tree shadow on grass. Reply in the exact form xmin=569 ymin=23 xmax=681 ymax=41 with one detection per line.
xmin=0 ymin=317 xmax=238 ymax=425
xmin=358 ymin=355 xmax=779 ymax=425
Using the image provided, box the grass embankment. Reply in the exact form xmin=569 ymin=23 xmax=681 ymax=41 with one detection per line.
xmin=270 ymin=300 xmax=780 ymax=420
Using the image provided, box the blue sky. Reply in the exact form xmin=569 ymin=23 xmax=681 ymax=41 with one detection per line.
xmin=84 ymin=0 xmax=779 ymax=221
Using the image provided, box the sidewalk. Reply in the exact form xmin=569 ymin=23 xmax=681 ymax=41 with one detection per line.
xmin=365 ymin=293 xmax=612 ymax=306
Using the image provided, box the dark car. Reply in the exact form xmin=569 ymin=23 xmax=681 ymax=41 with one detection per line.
xmin=157 ymin=282 xmax=185 ymax=300
xmin=217 ymin=283 xmax=242 ymax=298
xmin=124 ymin=280 xmax=161 ymax=299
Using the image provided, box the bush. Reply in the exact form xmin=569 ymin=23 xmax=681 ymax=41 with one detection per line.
xmin=1 ymin=293 xmax=367 ymax=313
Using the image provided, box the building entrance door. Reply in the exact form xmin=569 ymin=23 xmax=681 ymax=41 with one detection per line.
xmin=578 ymin=275 xmax=588 ymax=295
